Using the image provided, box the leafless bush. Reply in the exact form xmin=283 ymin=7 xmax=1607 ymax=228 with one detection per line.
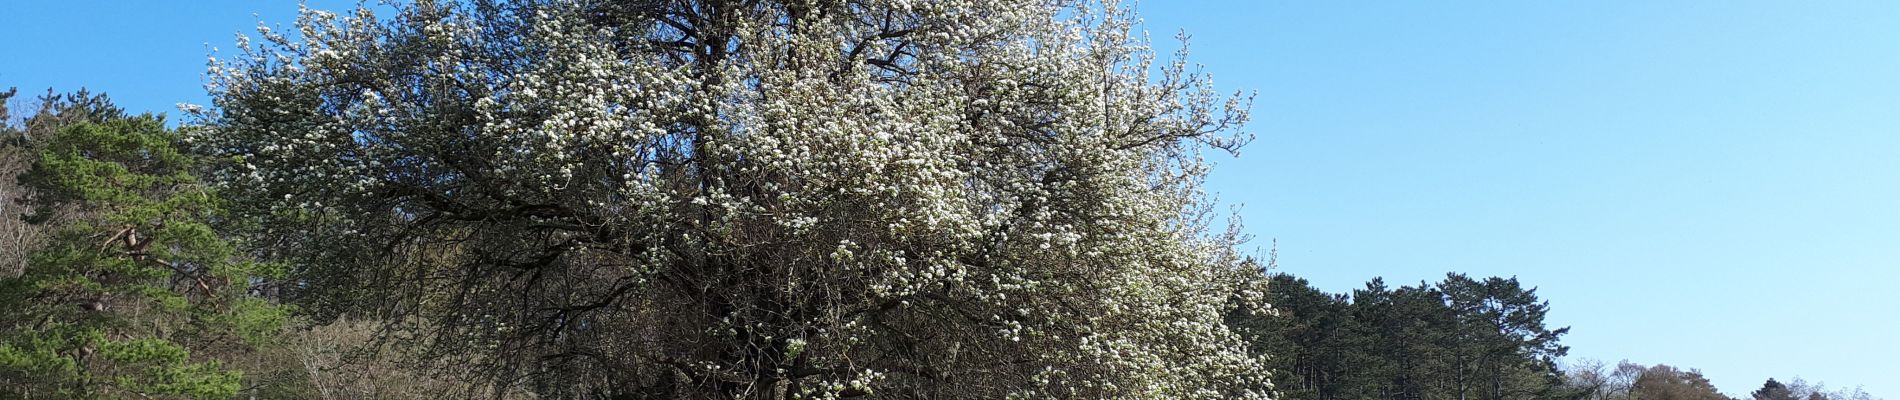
xmin=0 ymin=87 xmax=35 ymax=277
xmin=290 ymin=318 xmax=535 ymax=399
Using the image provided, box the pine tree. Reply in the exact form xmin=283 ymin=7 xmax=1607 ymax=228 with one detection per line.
xmin=1755 ymin=378 xmax=1800 ymax=400
xmin=1440 ymin=273 xmax=1571 ymax=399
xmin=1229 ymin=273 xmax=1354 ymax=399
xmin=0 ymin=111 xmax=287 ymax=398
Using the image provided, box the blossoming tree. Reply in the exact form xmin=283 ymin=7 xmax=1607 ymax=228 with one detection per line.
xmin=196 ymin=0 xmax=1269 ymax=397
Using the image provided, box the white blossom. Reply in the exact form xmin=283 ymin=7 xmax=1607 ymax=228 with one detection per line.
xmin=195 ymin=0 xmax=1269 ymax=398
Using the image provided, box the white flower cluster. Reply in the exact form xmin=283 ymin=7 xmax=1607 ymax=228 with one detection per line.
xmin=196 ymin=0 xmax=1270 ymax=398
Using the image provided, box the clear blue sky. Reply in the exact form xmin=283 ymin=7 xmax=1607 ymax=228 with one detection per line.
xmin=4 ymin=1 xmax=1896 ymax=397
xmin=1139 ymin=1 xmax=1900 ymax=396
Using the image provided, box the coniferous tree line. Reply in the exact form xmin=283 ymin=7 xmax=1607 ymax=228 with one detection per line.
xmin=1228 ymin=270 xmax=1886 ymax=400
xmin=1227 ymin=272 xmax=1571 ymax=400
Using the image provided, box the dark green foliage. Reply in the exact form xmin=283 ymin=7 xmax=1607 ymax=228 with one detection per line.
xmin=1236 ymin=273 xmax=1572 ymax=400
xmin=1756 ymin=379 xmax=1800 ymax=400
xmin=1352 ymin=279 xmax=1464 ymax=399
xmin=1440 ymin=273 xmax=1571 ymax=399
xmin=1231 ymin=274 xmax=1359 ymax=399
xmin=5 ymin=88 xmax=132 ymax=277
xmin=0 ymin=107 xmax=287 ymax=398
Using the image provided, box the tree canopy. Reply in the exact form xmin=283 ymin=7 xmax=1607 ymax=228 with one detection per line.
xmin=0 ymin=100 xmax=287 ymax=398
xmin=188 ymin=0 xmax=1266 ymax=397
xmin=1229 ymin=273 xmax=1571 ymax=400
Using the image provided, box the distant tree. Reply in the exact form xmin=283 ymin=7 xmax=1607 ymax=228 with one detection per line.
xmin=0 ymin=112 xmax=287 ymax=398
xmin=1820 ymin=386 xmax=1880 ymax=400
xmin=1766 ymin=376 xmax=1884 ymax=400
xmin=1230 ymin=273 xmax=1355 ymax=399
xmin=1754 ymin=378 xmax=1799 ymax=400
xmin=1234 ymin=273 xmax=1576 ymax=400
xmin=1351 ymin=279 xmax=1463 ymax=399
xmin=1630 ymin=364 xmax=1728 ymax=400
xmin=1440 ymin=273 xmax=1571 ymax=399
xmin=1609 ymin=361 xmax=1648 ymax=399
xmin=1557 ymin=359 xmax=1611 ymax=399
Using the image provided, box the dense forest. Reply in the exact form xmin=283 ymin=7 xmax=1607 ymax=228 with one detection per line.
xmin=1226 ymin=265 xmax=1881 ymax=400
xmin=0 ymin=0 xmax=1886 ymax=399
